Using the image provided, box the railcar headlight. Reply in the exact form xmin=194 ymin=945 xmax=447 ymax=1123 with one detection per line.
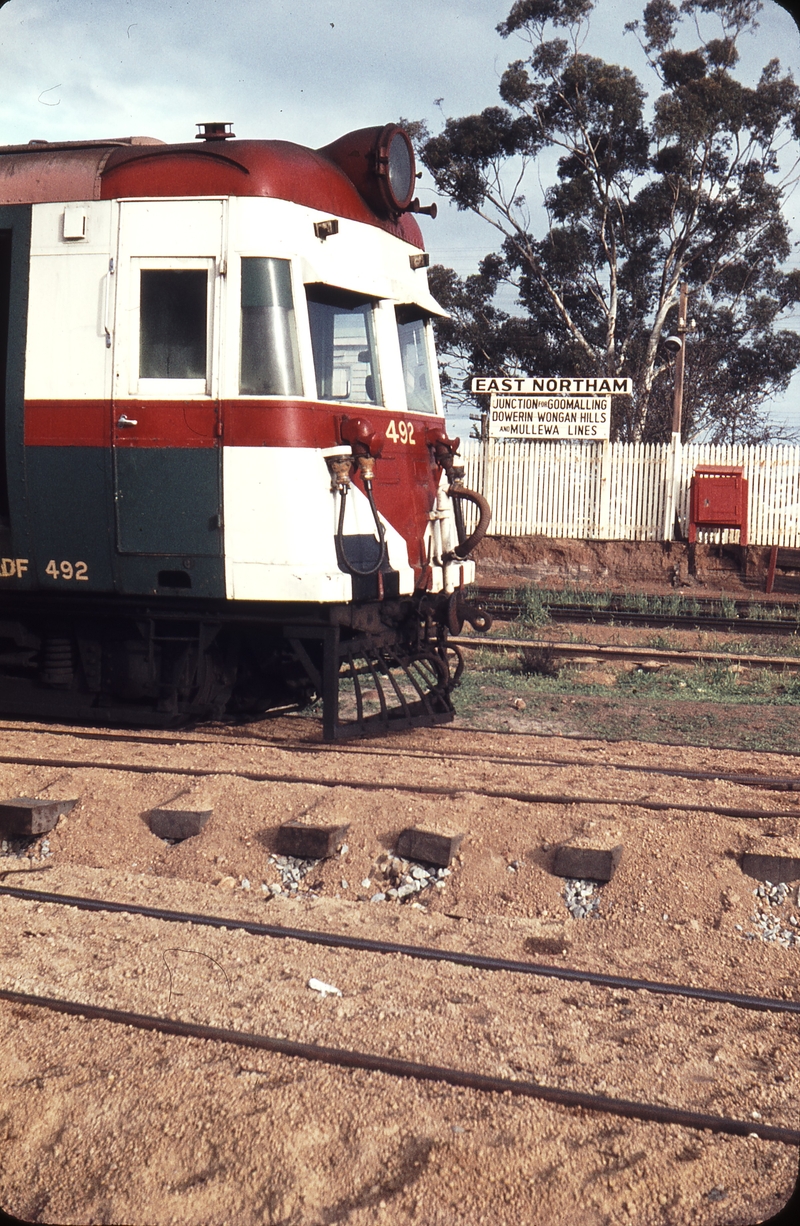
xmin=375 ymin=125 xmax=416 ymax=214
xmin=318 ymin=124 xmax=419 ymax=219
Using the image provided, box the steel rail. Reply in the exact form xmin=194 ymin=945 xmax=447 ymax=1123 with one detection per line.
xmin=476 ymin=592 xmax=800 ymax=637
xmin=477 ymin=587 xmax=800 ymax=616
xmin=3 ymin=722 xmax=800 ymax=793
xmin=0 ymin=986 xmax=796 ymax=1145
xmin=2 ymin=885 xmax=798 ymax=1017
xmin=2 ymin=721 xmax=800 ymax=794
xmin=1 ymin=751 xmax=797 ymax=821
xmin=452 ymin=634 xmax=800 ymax=674
xmin=499 ymin=610 xmax=800 ymax=636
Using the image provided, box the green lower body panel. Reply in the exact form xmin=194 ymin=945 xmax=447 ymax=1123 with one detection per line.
xmin=18 ymin=446 xmax=225 ymax=598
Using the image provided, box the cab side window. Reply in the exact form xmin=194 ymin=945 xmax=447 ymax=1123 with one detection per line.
xmin=306 ymin=285 xmax=381 ymax=404
xmin=139 ymin=270 xmax=207 ymax=379
xmin=396 ymin=306 xmax=437 ymax=414
xmin=240 ymin=258 xmax=302 ymax=396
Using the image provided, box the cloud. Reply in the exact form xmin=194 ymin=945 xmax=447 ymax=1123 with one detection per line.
xmin=0 ymin=0 xmax=511 ymax=147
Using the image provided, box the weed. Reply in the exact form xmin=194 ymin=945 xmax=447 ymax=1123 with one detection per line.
xmin=746 ymin=601 xmax=800 ymax=624
xmin=519 ymin=646 xmax=560 ymax=678
xmin=702 ymin=636 xmax=758 ymax=656
xmin=520 ymin=586 xmax=551 ymax=628
xmin=620 ymin=591 xmax=650 ymax=613
xmin=719 ymin=595 xmax=738 ymax=619
xmin=647 ymin=632 xmax=681 ymax=652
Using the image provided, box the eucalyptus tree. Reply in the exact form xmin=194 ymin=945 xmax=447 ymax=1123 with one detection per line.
xmin=418 ymin=0 xmax=800 ymax=442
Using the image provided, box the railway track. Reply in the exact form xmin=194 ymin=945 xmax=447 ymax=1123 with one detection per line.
xmin=0 ymin=745 xmax=797 ymax=822
xmin=1 ymin=884 xmax=798 ymax=1146
xmin=3 ymin=987 xmax=798 ymax=1147
xmin=452 ymin=633 xmax=800 ymax=674
xmin=4 ymin=883 xmax=799 ymax=1018
xmin=2 ymin=718 xmax=799 ymax=1221
xmin=1 ymin=720 xmax=800 ymax=795
xmin=476 ymin=588 xmax=800 ymax=636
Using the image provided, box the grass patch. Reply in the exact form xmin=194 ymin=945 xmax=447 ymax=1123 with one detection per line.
xmin=745 ymin=601 xmax=800 ymax=623
xmin=646 ymin=632 xmax=682 ymax=652
xmin=452 ymin=653 xmax=800 ymax=752
xmin=518 ymin=645 xmax=560 ymax=677
xmin=453 ymin=657 xmax=798 ymax=750
xmin=508 ymin=583 xmax=800 ymax=624
xmin=463 ymin=645 xmax=800 ymax=702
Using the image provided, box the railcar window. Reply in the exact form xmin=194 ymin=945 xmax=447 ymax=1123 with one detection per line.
xmin=240 ymin=258 xmax=302 ymax=396
xmin=140 ymin=270 xmax=207 ymax=379
xmin=396 ymin=306 xmax=436 ymax=414
xmin=306 ymin=285 xmax=381 ymax=404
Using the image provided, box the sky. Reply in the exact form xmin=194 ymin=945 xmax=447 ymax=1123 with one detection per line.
xmin=2 ymin=0 xmax=800 ymax=437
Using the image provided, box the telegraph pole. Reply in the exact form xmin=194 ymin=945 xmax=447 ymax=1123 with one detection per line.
xmin=663 ymin=282 xmax=689 ymax=540
xmin=672 ymin=281 xmax=689 ymax=440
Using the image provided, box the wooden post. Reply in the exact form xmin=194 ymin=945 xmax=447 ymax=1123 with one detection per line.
xmin=596 ymin=439 xmax=612 ymax=540
xmin=672 ymin=282 xmax=688 ymax=437
xmin=663 ymin=282 xmax=689 ymax=540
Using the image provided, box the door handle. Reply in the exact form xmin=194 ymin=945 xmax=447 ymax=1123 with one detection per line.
xmin=117 ymin=415 xmax=138 ymax=427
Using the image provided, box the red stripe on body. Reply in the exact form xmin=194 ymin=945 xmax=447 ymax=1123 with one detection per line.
xmin=25 ymin=401 xmax=218 ymax=447
xmin=25 ymin=400 xmax=110 ymax=447
xmin=222 ymin=400 xmax=335 ymax=448
xmin=112 ymin=402 xmax=219 ymax=447
xmin=24 ymin=398 xmax=443 ymax=580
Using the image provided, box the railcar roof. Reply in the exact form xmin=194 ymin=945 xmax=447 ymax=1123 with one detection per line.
xmin=0 ymin=134 xmax=425 ymax=248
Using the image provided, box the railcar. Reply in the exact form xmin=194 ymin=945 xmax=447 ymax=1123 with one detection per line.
xmin=0 ymin=121 xmax=490 ymax=737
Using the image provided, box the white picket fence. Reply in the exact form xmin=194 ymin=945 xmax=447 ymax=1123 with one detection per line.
xmin=459 ymin=439 xmax=800 ymax=546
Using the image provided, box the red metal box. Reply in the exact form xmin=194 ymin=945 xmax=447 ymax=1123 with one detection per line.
xmin=688 ymin=465 xmax=748 ymax=545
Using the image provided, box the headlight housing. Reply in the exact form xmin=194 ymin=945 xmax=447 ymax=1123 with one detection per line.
xmin=319 ymin=124 xmax=417 ymax=219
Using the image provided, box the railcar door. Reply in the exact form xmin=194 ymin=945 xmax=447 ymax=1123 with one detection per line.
xmin=110 ymin=201 xmax=224 ymax=597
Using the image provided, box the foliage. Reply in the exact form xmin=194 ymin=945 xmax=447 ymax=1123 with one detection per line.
xmin=416 ymin=0 xmax=800 ymax=442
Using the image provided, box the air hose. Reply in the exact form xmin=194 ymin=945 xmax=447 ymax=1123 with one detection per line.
xmin=425 ymin=430 xmax=492 ymax=561
xmin=448 ymin=485 xmax=492 ymax=558
xmin=332 ymin=457 xmax=388 ymax=577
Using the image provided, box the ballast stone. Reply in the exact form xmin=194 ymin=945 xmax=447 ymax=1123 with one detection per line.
xmin=563 ymin=878 xmax=602 ymax=919
xmin=0 ymin=797 xmax=77 ymax=838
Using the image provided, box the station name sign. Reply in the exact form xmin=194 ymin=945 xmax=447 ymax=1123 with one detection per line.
xmin=471 ymin=377 xmax=632 ymax=395
xmin=471 ymin=376 xmax=632 ymax=441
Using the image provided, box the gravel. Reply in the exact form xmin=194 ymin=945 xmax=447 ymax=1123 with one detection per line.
xmin=266 ymin=853 xmax=321 ymax=899
xmin=0 ymin=834 xmax=51 ymax=862
xmin=741 ymin=881 xmax=800 ymax=949
xmin=375 ymin=852 xmax=452 ymax=905
xmin=563 ymin=877 xmax=602 ymax=920
xmin=241 ymin=848 xmax=454 ymax=908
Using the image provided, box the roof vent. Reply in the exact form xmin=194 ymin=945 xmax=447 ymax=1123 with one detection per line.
xmin=195 ymin=122 xmax=235 ymax=141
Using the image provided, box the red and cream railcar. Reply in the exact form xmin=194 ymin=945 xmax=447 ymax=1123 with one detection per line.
xmin=0 ymin=122 xmax=489 ymax=736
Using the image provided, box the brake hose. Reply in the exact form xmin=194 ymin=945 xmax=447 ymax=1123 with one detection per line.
xmin=448 ymin=485 xmax=492 ymax=558
xmin=335 ymin=477 xmax=388 ymax=577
